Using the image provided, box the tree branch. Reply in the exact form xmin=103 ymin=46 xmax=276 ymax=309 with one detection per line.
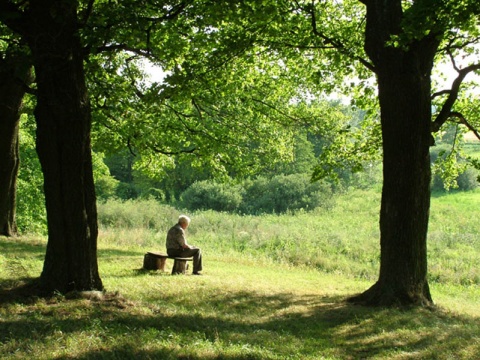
xmin=449 ymin=112 xmax=480 ymax=141
xmin=139 ymin=1 xmax=190 ymax=23
xmin=151 ymin=145 xmax=197 ymax=155
xmin=93 ymin=43 xmax=154 ymax=59
xmin=431 ymin=63 xmax=480 ymax=132
xmin=163 ymin=102 xmax=219 ymax=142
xmin=127 ymin=138 xmax=137 ymax=157
xmin=438 ymin=34 xmax=480 ymax=57
xmin=251 ymin=97 xmax=301 ymax=124
xmin=78 ymin=0 xmax=95 ymax=28
xmin=309 ymin=0 xmax=375 ymax=72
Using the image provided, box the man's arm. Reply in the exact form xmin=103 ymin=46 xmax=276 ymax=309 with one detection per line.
xmin=178 ymin=228 xmax=192 ymax=249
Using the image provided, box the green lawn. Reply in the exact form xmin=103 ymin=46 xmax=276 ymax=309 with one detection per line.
xmin=1 ymin=243 xmax=478 ymax=359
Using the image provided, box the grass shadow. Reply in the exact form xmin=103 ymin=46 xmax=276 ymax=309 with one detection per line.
xmin=0 ymin=236 xmax=46 ymax=256
xmin=1 ymin=278 xmax=479 ymax=359
xmin=0 ymin=277 xmax=45 ymax=306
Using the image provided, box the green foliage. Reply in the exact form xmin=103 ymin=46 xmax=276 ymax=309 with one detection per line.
xmin=102 ymin=150 xmax=134 ymax=183
xmin=431 ymin=144 xmax=464 ymax=190
xmin=467 ymin=152 xmax=480 ymax=184
xmin=265 ymin=131 xmax=316 ymax=176
xmin=457 ymin=167 xmax=479 ymax=190
xmin=83 ymin=0 xmax=383 ymax=187
xmin=179 ymin=181 xmax=243 ymax=212
xmin=241 ymin=174 xmax=335 ymax=214
xmin=85 ymin=2 xmax=330 ymax=182
xmin=102 ymin=151 xmax=169 ymax=201
xmin=178 ymin=174 xmax=335 ymax=215
xmin=92 ymin=152 xmax=119 ymax=200
xmin=431 ymin=130 xmax=480 ymax=191
xmin=96 ymin=99 xmax=380 ymax=203
xmin=312 ymin=109 xmax=382 ymax=184
xmin=16 ymin=114 xmax=46 ymax=235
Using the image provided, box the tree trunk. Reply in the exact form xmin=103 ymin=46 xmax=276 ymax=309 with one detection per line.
xmin=22 ymin=1 xmax=103 ymax=293
xmin=349 ymin=1 xmax=441 ymax=306
xmin=0 ymin=46 xmax=30 ymax=237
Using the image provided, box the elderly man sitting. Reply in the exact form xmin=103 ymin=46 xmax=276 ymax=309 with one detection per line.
xmin=166 ymin=215 xmax=203 ymax=275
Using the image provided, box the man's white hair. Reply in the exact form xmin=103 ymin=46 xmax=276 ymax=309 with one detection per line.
xmin=178 ymin=214 xmax=191 ymax=225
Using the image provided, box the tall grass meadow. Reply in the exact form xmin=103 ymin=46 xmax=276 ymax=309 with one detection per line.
xmin=97 ymin=188 xmax=480 ymax=288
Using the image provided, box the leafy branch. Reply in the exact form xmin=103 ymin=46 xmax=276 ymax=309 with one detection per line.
xmin=431 ymin=63 xmax=480 ymax=134
xmin=308 ymin=0 xmax=375 ymax=72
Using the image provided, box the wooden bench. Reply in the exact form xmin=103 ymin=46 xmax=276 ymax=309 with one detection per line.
xmin=143 ymin=252 xmax=193 ymax=275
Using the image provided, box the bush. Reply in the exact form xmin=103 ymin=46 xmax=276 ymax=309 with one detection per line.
xmin=430 ymin=144 xmax=479 ymax=191
xmin=178 ymin=174 xmax=335 ymax=214
xmin=431 ymin=173 xmax=445 ymax=192
xmin=432 ymin=165 xmax=479 ymax=192
xmin=180 ymin=181 xmax=243 ymax=212
xmin=457 ymin=167 xmax=479 ymax=191
xmin=241 ymin=174 xmax=334 ymax=214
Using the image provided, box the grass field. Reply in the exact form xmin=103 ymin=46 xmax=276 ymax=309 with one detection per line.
xmin=1 ymin=188 xmax=479 ymax=359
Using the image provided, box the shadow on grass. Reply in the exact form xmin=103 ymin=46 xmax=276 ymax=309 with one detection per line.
xmin=0 ymin=237 xmax=146 ymax=263
xmin=1 ymin=283 xmax=479 ymax=359
xmin=0 ymin=277 xmax=45 ymax=305
xmin=53 ymin=349 xmax=263 ymax=360
xmin=0 ymin=236 xmax=149 ymax=259
xmin=98 ymin=248 xmax=146 ymax=258
xmin=0 ymin=236 xmax=46 ymax=256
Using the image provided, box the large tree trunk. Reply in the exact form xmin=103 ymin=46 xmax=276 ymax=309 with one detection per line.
xmin=22 ymin=1 xmax=103 ymax=293
xmin=0 ymin=46 xmax=30 ymax=237
xmin=349 ymin=1 xmax=441 ymax=306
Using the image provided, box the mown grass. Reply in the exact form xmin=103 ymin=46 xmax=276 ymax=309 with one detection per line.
xmin=1 ymin=188 xmax=479 ymax=359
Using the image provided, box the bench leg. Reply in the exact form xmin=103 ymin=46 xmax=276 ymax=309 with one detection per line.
xmin=158 ymin=257 xmax=167 ymax=271
xmin=171 ymin=259 xmax=187 ymax=275
xmin=144 ymin=253 xmax=160 ymax=270
xmin=143 ymin=253 xmax=168 ymax=271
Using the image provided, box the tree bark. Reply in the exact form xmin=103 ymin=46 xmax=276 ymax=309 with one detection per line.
xmin=349 ymin=0 xmax=441 ymax=306
xmin=21 ymin=1 xmax=103 ymax=293
xmin=0 ymin=46 xmax=30 ymax=237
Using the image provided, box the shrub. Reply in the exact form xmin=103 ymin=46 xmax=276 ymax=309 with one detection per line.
xmin=241 ymin=174 xmax=334 ymax=214
xmin=178 ymin=174 xmax=335 ymax=214
xmin=180 ymin=181 xmax=243 ymax=212
xmin=432 ymin=165 xmax=479 ymax=192
xmin=457 ymin=167 xmax=479 ymax=191
xmin=430 ymin=144 xmax=479 ymax=191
